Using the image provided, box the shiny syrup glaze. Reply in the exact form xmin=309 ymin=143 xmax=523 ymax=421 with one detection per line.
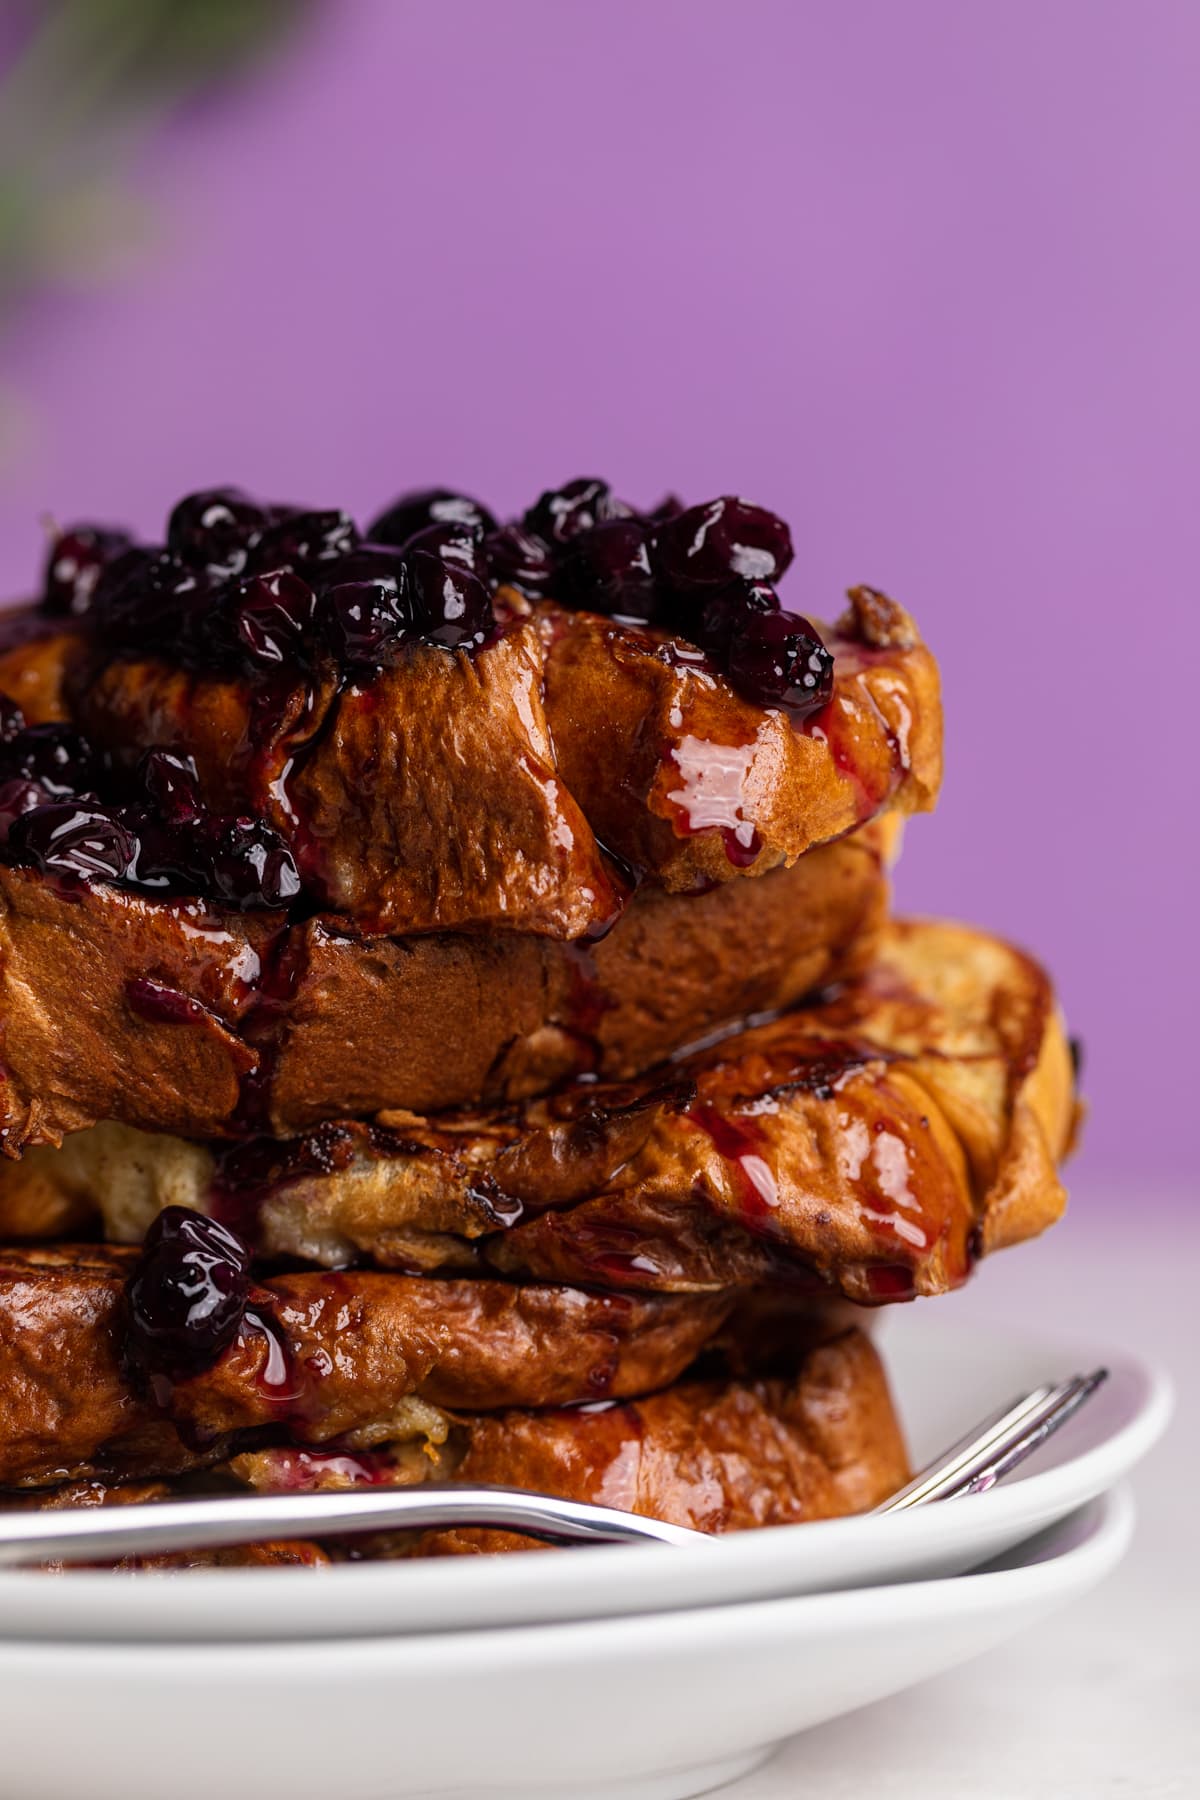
xmin=689 ymin=1104 xmax=779 ymax=1219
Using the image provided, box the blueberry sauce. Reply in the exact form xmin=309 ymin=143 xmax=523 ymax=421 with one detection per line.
xmin=35 ymin=480 xmax=832 ymax=718
xmin=0 ymin=697 xmax=299 ymax=910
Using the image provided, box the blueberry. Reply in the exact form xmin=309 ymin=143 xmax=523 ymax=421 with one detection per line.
xmin=196 ymin=815 xmax=301 ymax=910
xmin=322 ymin=577 xmax=412 ymax=668
xmin=368 ymin=488 xmax=497 ymax=548
xmin=223 ymin=570 xmax=320 ymax=671
xmin=136 ymin=749 xmax=203 ymax=825
xmin=0 ymin=697 xmax=26 ymax=744
xmin=2 ymin=723 xmax=101 ymax=799
xmin=483 ymin=522 xmax=556 ymax=593
xmin=399 ymin=520 xmax=485 ymax=573
xmin=126 ymin=1207 xmax=252 ymax=1377
xmin=42 ymin=525 xmax=133 ymax=616
xmin=8 ymin=802 xmax=138 ymax=883
xmin=558 ymin=519 xmax=660 ymax=620
xmin=654 ymin=496 xmax=794 ymax=590
xmin=407 ymin=549 xmax=493 ymax=648
xmin=690 ymin=578 xmax=780 ymax=654
xmin=725 ymin=609 xmax=833 ymax=717
xmin=0 ymin=778 xmax=46 ymax=842
xmin=250 ymin=508 xmax=359 ymax=570
xmin=166 ymin=489 xmax=272 ymax=580
xmin=122 ymin=808 xmax=201 ymax=892
xmin=91 ymin=546 xmax=211 ymax=654
xmin=524 ymin=478 xmax=623 ymax=546
xmin=306 ymin=543 xmax=408 ymax=593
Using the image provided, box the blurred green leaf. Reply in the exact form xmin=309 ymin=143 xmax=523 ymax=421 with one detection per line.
xmin=0 ymin=0 xmax=313 ymax=305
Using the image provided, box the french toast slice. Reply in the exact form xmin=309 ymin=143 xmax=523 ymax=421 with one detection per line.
xmin=0 ymin=825 xmax=889 ymax=1151
xmin=0 ymin=1244 xmax=733 ymax=1488
xmin=0 ymin=584 xmax=938 ymax=937
xmin=7 ymin=1329 xmax=906 ymax=1554
xmin=0 ymin=920 xmax=1078 ymax=1304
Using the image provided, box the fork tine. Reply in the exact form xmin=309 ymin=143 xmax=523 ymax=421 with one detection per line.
xmin=873 ymin=1370 xmax=1108 ymax=1514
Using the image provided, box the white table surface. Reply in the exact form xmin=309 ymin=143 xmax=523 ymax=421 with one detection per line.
xmin=726 ymin=1192 xmax=1197 ymax=1799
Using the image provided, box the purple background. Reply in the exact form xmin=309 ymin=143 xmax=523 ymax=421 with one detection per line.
xmin=0 ymin=1 xmax=1195 ymax=1182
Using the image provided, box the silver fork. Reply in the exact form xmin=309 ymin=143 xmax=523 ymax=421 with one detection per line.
xmin=0 ymin=1369 xmax=1107 ymax=1564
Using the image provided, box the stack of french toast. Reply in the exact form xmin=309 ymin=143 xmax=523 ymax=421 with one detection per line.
xmin=0 ymin=481 xmax=1078 ymax=1564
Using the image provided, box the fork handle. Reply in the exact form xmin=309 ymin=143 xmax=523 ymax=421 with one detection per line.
xmin=0 ymin=1484 xmax=710 ymax=1566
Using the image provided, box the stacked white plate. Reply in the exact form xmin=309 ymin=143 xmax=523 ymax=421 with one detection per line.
xmin=0 ymin=1317 xmax=1170 ymax=1800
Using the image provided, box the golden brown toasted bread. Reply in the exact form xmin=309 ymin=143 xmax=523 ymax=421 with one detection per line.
xmin=0 ymin=825 xmax=889 ymax=1152
xmin=0 ymin=1244 xmax=734 ymax=1488
xmin=0 ymin=587 xmax=937 ymax=937
xmin=9 ymin=1329 xmax=906 ymax=1556
xmin=0 ymin=920 xmax=1077 ymax=1303
xmin=540 ymin=588 xmax=940 ymax=892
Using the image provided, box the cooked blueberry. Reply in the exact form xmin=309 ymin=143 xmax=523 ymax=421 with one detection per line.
xmin=399 ymin=520 xmax=485 ymax=572
xmin=0 ymin=697 xmax=26 ymax=743
xmin=224 ymin=571 xmax=320 ymax=670
xmin=166 ymin=489 xmax=271 ymax=580
xmin=91 ymin=546 xmax=210 ymax=652
xmin=725 ymin=609 xmax=834 ymax=716
xmin=126 ymin=1207 xmax=252 ymax=1376
xmin=2 ymin=723 xmax=100 ymax=798
xmin=558 ymin=519 xmax=660 ymax=620
xmin=250 ymin=508 xmax=359 ymax=570
xmin=196 ymin=815 xmax=301 ymax=910
xmin=690 ymin=578 xmax=780 ymax=653
xmin=654 ymin=497 xmax=794 ymax=590
xmin=122 ymin=808 xmax=200 ymax=891
xmin=524 ymin=478 xmax=622 ymax=545
xmin=368 ymin=488 xmax=497 ymax=547
xmin=137 ymin=749 xmax=202 ymax=826
xmin=323 ymin=577 xmax=412 ymax=667
xmin=42 ymin=525 xmax=133 ymax=616
xmin=407 ymin=549 xmax=493 ymax=648
xmin=8 ymin=802 xmax=138 ymax=883
xmin=0 ymin=778 xmax=46 ymax=841
xmin=306 ymin=543 xmax=408 ymax=592
xmin=483 ymin=522 xmax=556 ymax=593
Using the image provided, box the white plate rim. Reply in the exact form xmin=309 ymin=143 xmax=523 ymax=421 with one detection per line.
xmin=0 ymin=1485 xmax=1134 ymax=1674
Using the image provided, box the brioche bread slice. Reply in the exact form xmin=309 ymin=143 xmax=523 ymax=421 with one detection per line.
xmin=10 ymin=1328 xmax=906 ymax=1555
xmin=0 ymin=919 xmax=1078 ymax=1304
xmin=0 ymin=825 xmax=889 ymax=1152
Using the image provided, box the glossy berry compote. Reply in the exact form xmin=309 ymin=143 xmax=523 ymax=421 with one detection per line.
xmin=0 ymin=699 xmax=300 ymax=908
xmin=30 ymin=479 xmax=834 ymax=722
xmin=125 ymin=1207 xmax=252 ymax=1380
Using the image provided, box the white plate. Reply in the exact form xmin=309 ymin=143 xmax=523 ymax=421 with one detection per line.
xmin=0 ymin=1489 xmax=1134 ymax=1800
xmin=0 ymin=1313 xmax=1168 ymax=1643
